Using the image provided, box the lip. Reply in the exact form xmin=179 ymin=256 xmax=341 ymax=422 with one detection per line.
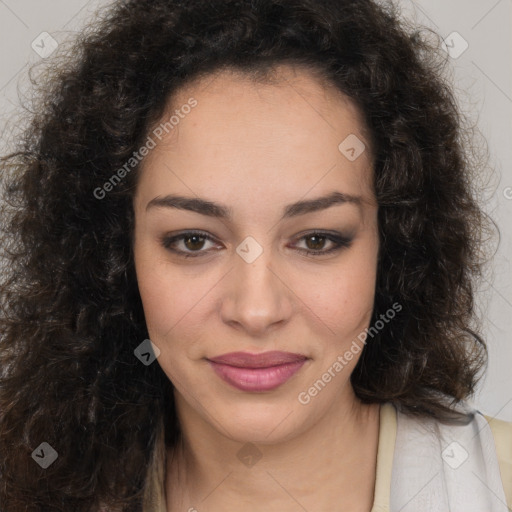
xmin=207 ymin=351 xmax=307 ymax=392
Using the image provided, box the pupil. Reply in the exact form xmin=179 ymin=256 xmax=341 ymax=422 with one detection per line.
xmin=182 ymin=234 xmax=326 ymax=252
xmin=307 ymin=234 xmax=325 ymax=250
xmin=185 ymin=235 xmax=204 ymax=251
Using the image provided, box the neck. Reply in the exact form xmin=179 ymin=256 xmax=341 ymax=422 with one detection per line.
xmin=165 ymin=391 xmax=381 ymax=512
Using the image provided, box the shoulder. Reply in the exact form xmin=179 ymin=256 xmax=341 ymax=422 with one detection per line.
xmin=388 ymin=402 xmax=512 ymax=511
xmin=484 ymin=413 xmax=512 ymax=454
xmin=483 ymin=414 xmax=512 ymax=508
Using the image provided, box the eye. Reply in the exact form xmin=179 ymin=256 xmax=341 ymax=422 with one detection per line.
xmin=291 ymin=231 xmax=353 ymax=256
xmin=160 ymin=230 xmax=353 ymax=259
xmin=160 ymin=231 xmax=220 ymax=258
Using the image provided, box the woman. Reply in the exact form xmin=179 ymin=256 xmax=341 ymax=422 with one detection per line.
xmin=0 ymin=0 xmax=510 ymax=511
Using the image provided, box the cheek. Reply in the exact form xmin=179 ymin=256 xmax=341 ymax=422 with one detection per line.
xmin=134 ymin=252 xmax=216 ymax=386
xmin=134 ymin=226 xmax=378 ymax=343
xmin=133 ymin=244 xmax=209 ymax=340
xmin=296 ymin=241 xmax=378 ymax=337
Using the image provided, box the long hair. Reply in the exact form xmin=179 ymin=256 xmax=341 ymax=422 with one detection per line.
xmin=0 ymin=0 xmax=493 ymax=510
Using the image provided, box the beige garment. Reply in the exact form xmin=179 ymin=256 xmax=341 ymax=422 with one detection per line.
xmin=142 ymin=403 xmax=512 ymax=512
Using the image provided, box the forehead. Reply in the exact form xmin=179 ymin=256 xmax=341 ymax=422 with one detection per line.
xmin=137 ymin=64 xmax=374 ymax=209
xmin=166 ymin=64 xmax=371 ymax=151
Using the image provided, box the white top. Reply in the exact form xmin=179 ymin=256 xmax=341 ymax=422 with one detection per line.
xmin=143 ymin=402 xmax=512 ymax=511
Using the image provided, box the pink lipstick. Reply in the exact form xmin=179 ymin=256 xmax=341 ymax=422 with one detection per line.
xmin=207 ymin=351 xmax=307 ymax=392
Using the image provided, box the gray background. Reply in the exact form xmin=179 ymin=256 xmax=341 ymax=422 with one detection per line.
xmin=1 ymin=0 xmax=511 ymax=420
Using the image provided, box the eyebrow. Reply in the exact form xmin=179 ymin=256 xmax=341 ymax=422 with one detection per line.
xmin=145 ymin=191 xmax=363 ymax=220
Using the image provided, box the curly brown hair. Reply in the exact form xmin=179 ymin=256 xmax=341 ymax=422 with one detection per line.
xmin=0 ymin=0 xmax=494 ymax=510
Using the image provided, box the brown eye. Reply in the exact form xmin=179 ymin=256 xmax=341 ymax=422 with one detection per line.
xmin=161 ymin=231 xmax=219 ymax=258
xmin=304 ymin=234 xmax=328 ymax=250
xmin=293 ymin=231 xmax=353 ymax=256
xmin=161 ymin=230 xmax=353 ymax=259
xmin=182 ymin=233 xmax=207 ymax=251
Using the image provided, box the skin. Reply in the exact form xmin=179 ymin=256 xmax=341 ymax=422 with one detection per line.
xmin=133 ymin=64 xmax=381 ymax=512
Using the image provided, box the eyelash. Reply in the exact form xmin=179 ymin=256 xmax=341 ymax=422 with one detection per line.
xmin=160 ymin=230 xmax=353 ymax=259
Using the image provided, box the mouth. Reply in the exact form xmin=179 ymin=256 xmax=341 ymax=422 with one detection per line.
xmin=207 ymin=351 xmax=308 ymax=392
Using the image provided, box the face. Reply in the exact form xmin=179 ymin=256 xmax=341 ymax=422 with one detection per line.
xmin=133 ymin=65 xmax=379 ymax=444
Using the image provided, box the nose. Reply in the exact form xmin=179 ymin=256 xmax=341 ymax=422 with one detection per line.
xmin=220 ymin=246 xmax=293 ymax=337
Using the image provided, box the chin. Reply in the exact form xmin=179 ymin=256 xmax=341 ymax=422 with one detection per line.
xmin=209 ymin=399 xmax=310 ymax=445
